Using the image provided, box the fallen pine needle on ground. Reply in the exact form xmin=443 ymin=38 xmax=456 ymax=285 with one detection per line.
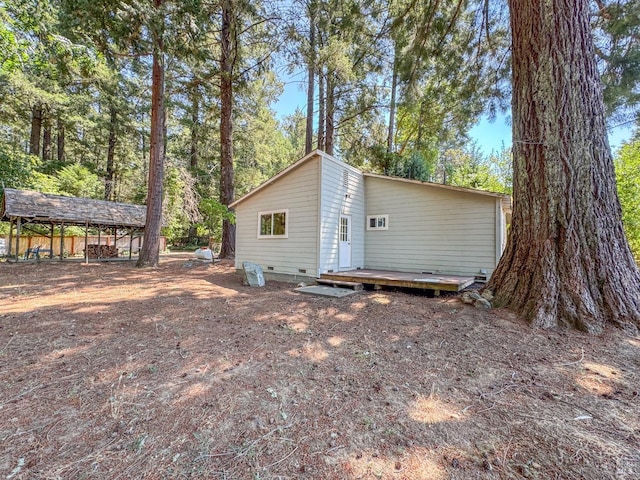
xmin=1 ymin=253 xmax=639 ymax=479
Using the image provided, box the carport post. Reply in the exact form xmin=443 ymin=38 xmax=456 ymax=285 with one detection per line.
xmin=7 ymin=218 xmax=13 ymax=258
xmin=49 ymin=224 xmax=54 ymax=259
xmin=84 ymin=221 xmax=89 ymax=263
xmin=15 ymin=217 xmax=21 ymax=261
xmin=59 ymin=223 xmax=64 ymax=261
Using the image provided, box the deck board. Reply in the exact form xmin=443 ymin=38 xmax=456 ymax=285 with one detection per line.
xmin=320 ymin=269 xmax=474 ymax=292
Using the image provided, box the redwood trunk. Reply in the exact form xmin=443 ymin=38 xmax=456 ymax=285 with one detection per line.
xmin=387 ymin=49 xmax=398 ymax=153
xmin=57 ymin=117 xmax=65 ymax=163
xmin=325 ymin=76 xmax=335 ymax=156
xmin=219 ymin=0 xmax=236 ymax=258
xmin=105 ymin=105 xmax=117 ymax=201
xmin=190 ymin=85 xmax=199 ymax=169
xmin=317 ymin=68 xmax=325 ymax=151
xmin=30 ymin=104 xmax=43 ymax=156
xmin=42 ymin=113 xmax=52 ymax=161
xmin=305 ymin=4 xmax=316 ymax=155
xmin=487 ymin=0 xmax=640 ymax=333
xmin=137 ymin=1 xmax=165 ymax=268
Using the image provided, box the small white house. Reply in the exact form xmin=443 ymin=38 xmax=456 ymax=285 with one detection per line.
xmin=230 ymin=150 xmax=511 ymax=281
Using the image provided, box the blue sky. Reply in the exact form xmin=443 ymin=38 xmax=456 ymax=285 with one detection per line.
xmin=273 ymin=76 xmax=634 ymax=156
xmin=469 ymin=115 xmax=633 ymax=155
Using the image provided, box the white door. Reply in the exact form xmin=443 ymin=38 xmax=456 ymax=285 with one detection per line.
xmin=339 ymin=215 xmax=351 ymax=269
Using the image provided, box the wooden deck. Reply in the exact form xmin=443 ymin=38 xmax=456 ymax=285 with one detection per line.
xmin=319 ymin=269 xmax=475 ymax=293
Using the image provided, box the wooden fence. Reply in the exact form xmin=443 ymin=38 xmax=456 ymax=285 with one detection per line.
xmin=2 ymin=235 xmax=166 ymax=257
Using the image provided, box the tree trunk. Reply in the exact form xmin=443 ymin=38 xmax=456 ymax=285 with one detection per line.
xmin=487 ymin=0 xmax=640 ymax=333
xmin=137 ymin=1 xmax=165 ymax=268
xmin=325 ymin=75 xmax=335 ymax=156
xmin=317 ymin=67 xmax=325 ymax=151
xmin=141 ymin=122 xmax=148 ymax=188
xmin=30 ymin=104 xmax=43 ymax=156
xmin=190 ymin=84 xmax=199 ymax=169
xmin=416 ymin=99 xmax=427 ymax=152
xmin=219 ymin=0 xmax=236 ymax=258
xmin=42 ymin=113 xmax=52 ymax=161
xmin=387 ymin=49 xmax=399 ymax=153
xmin=57 ymin=117 xmax=65 ymax=163
xmin=105 ymin=104 xmax=117 ymax=201
xmin=305 ymin=3 xmax=316 ymax=155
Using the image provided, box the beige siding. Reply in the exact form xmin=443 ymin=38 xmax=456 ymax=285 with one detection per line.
xmin=318 ymin=157 xmax=365 ymax=273
xmin=365 ymin=177 xmax=499 ymax=277
xmin=235 ymin=156 xmax=320 ymax=276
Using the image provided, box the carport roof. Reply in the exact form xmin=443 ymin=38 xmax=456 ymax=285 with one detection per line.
xmin=1 ymin=188 xmax=147 ymax=228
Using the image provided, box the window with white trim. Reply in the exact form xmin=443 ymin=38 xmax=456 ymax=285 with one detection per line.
xmin=367 ymin=214 xmax=388 ymax=230
xmin=258 ymin=210 xmax=288 ymax=238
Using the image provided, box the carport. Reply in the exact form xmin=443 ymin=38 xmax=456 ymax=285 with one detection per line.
xmin=0 ymin=188 xmax=146 ymax=262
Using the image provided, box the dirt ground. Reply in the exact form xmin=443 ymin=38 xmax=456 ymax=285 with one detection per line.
xmin=0 ymin=253 xmax=638 ymax=480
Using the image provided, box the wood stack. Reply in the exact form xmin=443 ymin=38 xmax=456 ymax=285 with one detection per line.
xmin=86 ymin=244 xmax=118 ymax=258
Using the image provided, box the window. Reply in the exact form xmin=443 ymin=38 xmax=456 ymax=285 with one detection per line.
xmin=367 ymin=215 xmax=388 ymax=230
xmin=340 ymin=216 xmax=349 ymax=242
xmin=258 ymin=210 xmax=288 ymax=238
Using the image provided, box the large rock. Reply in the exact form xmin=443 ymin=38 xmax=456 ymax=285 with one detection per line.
xmin=194 ymin=247 xmax=213 ymax=261
xmin=474 ymin=297 xmax=492 ymax=310
xmin=461 ymin=291 xmax=482 ymax=304
xmin=460 ymin=290 xmax=491 ymax=310
xmin=481 ymin=289 xmax=494 ymax=301
xmin=243 ymin=261 xmax=266 ymax=287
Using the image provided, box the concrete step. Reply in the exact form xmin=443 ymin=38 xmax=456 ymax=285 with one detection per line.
xmin=295 ymin=285 xmax=358 ymax=297
xmin=316 ymin=278 xmax=364 ymax=290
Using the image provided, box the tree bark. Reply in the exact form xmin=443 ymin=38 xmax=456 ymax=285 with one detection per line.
xmin=141 ymin=121 xmax=148 ymax=188
xmin=305 ymin=3 xmax=316 ymax=155
xmin=57 ymin=117 xmax=65 ymax=163
xmin=219 ymin=0 xmax=236 ymax=258
xmin=42 ymin=112 xmax=52 ymax=161
xmin=105 ymin=104 xmax=117 ymax=201
xmin=325 ymin=75 xmax=335 ymax=156
xmin=30 ymin=104 xmax=43 ymax=156
xmin=487 ymin=0 xmax=640 ymax=333
xmin=387 ymin=49 xmax=399 ymax=153
xmin=416 ymin=100 xmax=425 ymax=151
xmin=317 ymin=67 xmax=325 ymax=151
xmin=137 ymin=0 xmax=165 ymax=268
xmin=190 ymin=84 xmax=199 ymax=170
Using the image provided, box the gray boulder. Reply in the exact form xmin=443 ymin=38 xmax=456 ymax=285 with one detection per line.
xmin=460 ymin=290 xmax=492 ymax=310
xmin=481 ymin=289 xmax=494 ymax=301
xmin=461 ymin=291 xmax=482 ymax=304
xmin=474 ymin=297 xmax=492 ymax=310
xmin=243 ymin=261 xmax=266 ymax=287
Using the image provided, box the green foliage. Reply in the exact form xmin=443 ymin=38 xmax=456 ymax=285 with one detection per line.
xmin=0 ymin=144 xmax=62 ymax=195
xmin=0 ymin=145 xmax=37 ymax=195
xmin=591 ymin=0 xmax=640 ymax=123
xmin=56 ymin=163 xmax=103 ymax=198
xmin=441 ymin=143 xmax=512 ymax=194
xmin=615 ymin=137 xmax=640 ymax=260
xmin=235 ymin=84 xmax=302 ymax=196
xmin=29 ymin=170 xmax=60 ymax=194
xmin=0 ymin=8 xmax=26 ymax=74
xmin=161 ymin=165 xmax=201 ymax=243
xmin=389 ymin=0 xmax=510 ymax=159
xmin=367 ymin=146 xmax=433 ymax=181
xmin=198 ymin=198 xmax=235 ymax=242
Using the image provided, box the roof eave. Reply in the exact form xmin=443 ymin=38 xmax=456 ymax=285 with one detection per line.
xmin=363 ymin=173 xmax=510 ymax=199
